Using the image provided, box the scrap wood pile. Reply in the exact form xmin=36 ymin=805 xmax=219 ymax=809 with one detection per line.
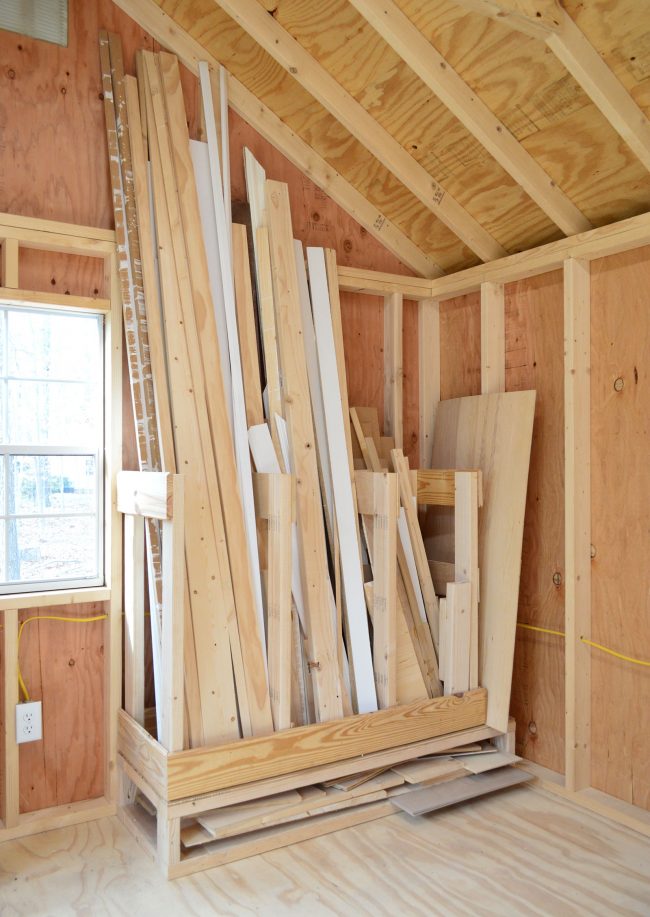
xmin=178 ymin=740 xmax=530 ymax=858
xmin=100 ymin=33 xmax=533 ymax=760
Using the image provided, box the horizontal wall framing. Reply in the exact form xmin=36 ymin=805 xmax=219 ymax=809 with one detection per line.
xmin=338 ymin=209 xmax=650 ymax=830
xmin=0 ymin=213 xmax=121 ymax=841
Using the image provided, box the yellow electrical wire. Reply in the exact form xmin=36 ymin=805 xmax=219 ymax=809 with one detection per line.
xmin=579 ymin=637 xmax=650 ymax=668
xmin=516 ymin=621 xmax=650 ymax=669
xmin=18 ymin=614 xmax=108 ymax=701
xmin=517 ymin=622 xmax=566 ymax=638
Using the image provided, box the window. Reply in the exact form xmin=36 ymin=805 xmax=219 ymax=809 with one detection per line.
xmin=0 ymin=305 xmax=104 ymax=594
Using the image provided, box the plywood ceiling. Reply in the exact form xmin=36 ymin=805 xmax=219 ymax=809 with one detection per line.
xmin=123 ymin=0 xmax=650 ymax=275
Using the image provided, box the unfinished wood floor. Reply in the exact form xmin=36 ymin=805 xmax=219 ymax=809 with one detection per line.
xmin=1 ymin=786 xmax=649 ymax=915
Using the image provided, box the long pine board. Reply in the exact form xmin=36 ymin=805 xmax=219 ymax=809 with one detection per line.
xmin=158 ymin=53 xmax=272 ymax=737
xmin=265 ymin=180 xmax=343 ymax=723
xmin=166 ymin=689 xmax=487 ymax=799
xmin=308 ymin=246 xmax=377 ymax=714
xmin=426 ymin=392 xmax=535 ymax=731
xmin=143 ymin=53 xmax=239 ymax=745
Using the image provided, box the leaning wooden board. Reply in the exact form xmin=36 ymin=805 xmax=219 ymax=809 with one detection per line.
xmin=424 ymin=392 xmax=536 ymax=732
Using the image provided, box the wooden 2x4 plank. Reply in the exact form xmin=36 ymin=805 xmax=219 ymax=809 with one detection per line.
xmin=157 ymin=52 xmax=273 ymax=738
xmin=265 ymin=181 xmax=343 ymax=723
xmin=143 ymin=52 xmax=241 ymax=744
xmin=308 ymin=246 xmax=377 ymax=714
xmin=166 ymin=689 xmax=487 ymax=800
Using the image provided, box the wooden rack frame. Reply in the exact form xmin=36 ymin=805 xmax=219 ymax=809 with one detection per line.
xmin=116 ymin=468 xmax=494 ymax=878
xmin=0 ymin=212 xmax=122 ymax=843
xmin=339 ymin=208 xmax=650 ymax=838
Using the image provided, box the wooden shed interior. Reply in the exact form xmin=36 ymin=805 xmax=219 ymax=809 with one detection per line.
xmin=1 ymin=0 xmax=650 ymax=905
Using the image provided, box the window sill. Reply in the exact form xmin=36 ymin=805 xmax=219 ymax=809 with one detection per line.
xmin=0 ymin=585 xmax=111 ymax=612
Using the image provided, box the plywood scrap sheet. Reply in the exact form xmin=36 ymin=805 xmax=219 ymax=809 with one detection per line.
xmin=425 ymin=392 xmax=536 ymax=732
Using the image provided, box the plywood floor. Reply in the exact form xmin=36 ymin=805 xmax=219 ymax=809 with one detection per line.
xmin=1 ymin=786 xmax=649 ymax=915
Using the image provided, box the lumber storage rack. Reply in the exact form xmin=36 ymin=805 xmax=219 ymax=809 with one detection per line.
xmin=115 ymin=469 xmax=502 ymax=878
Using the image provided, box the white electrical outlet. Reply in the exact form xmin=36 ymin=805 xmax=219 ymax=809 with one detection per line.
xmin=16 ymin=701 xmax=42 ymax=744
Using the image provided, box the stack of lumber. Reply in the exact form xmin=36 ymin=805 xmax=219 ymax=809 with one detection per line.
xmin=100 ymin=35 xmax=534 ymax=762
xmin=173 ymin=738 xmax=529 ymax=858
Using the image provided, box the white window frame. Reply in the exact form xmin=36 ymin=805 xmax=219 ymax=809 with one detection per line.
xmin=0 ymin=304 xmax=105 ymax=595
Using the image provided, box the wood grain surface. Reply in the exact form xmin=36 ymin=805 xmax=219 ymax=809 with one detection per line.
xmin=506 ymin=271 xmax=565 ymax=774
xmin=1 ymin=787 xmax=650 ymax=912
xmin=590 ymin=245 xmax=650 ymax=811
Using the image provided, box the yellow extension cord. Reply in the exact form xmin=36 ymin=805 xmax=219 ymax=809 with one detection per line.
xmin=516 ymin=621 xmax=650 ymax=668
xmin=17 ymin=614 xmax=108 ymax=701
xmin=5 ymin=614 xmax=648 ymax=704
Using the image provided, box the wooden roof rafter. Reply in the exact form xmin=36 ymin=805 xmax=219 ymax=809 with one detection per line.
xmin=111 ymin=0 xmax=441 ymax=277
xmin=347 ymin=0 xmax=591 ymax=237
xmin=453 ymin=0 xmax=650 ymax=172
xmin=210 ymin=0 xmax=507 ymax=263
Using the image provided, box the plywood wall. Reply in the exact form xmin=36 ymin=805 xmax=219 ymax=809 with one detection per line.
xmin=0 ymin=0 xmax=416 ymax=812
xmin=506 ymin=272 xmax=565 ymax=775
xmin=590 ymin=247 xmax=650 ymax=811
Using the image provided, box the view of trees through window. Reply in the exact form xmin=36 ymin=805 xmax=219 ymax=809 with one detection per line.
xmin=0 ymin=305 xmax=103 ymax=592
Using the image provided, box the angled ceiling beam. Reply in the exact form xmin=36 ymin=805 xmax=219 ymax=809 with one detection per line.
xmin=111 ymin=0 xmax=441 ymax=278
xmin=547 ymin=14 xmax=650 ymax=173
xmin=455 ymin=0 xmax=650 ymax=173
xmin=349 ymin=0 xmax=590 ymax=236
xmin=211 ymin=0 xmax=506 ymax=262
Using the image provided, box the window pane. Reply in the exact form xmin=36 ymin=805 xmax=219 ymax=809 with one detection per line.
xmin=7 ymin=380 xmax=100 ymax=445
xmin=6 ymin=515 xmax=98 ymax=584
xmin=8 ymin=455 xmax=97 ymax=515
xmin=7 ymin=310 xmax=100 ymax=381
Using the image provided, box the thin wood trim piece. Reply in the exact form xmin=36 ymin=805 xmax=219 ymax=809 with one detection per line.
xmin=161 ymin=475 xmax=185 ymax=753
xmin=124 ymin=514 xmax=145 ymax=726
xmin=265 ymin=474 xmax=293 ymax=732
xmin=0 ymin=288 xmax=110 ymax=312
xmin=371 ymin=471 xmax=398 ymax=708
xmin=384 ymin=292 xmax=403 ymax=450
xmin=233 ymin=223 xmax=264 ymax=428
xmin=444 ymin=582 xmax=472 ymax=695
xmin=1 ymin=238 xmax=19 ymax=289
xmin=564 ymin=257 xmax=591 ymax=792
xmin=104 ymin=249 xmax=123 ymax=807
xmin=296 ymin=243 xmax=334 ymax=542
xmin=480 ymin=282 xmax=505 ymax=395
xmin=166 ymin=689 xmax=487 ymax=799
xmin=418 ymin=298 xmax=440 ymax=468
xmin=266 ymin=180 xmax=342 ymax=722
xmin=3 ymin=608 xmax=19 ymax=828
xmin=117 ymin=471 xmax=174 ymax=520
xmin=392 ymin=450 xmax=439 ymax=649
xmin=0 ymin=211 xmax=115 ymax=243
xmin=256 ymin=227 xmax=285 ymax=462
xmin=348 ymin=0 xmax=590 ymax=236
xmin=338 ymin=268 xmax=434 ymax=301
xmin=454 ymin=471 xmax=480 ymax=690
xmin=308 ymin=246 xmax=377 ymax=714
xmin=212 ymin=0 xmax=506 ymax=261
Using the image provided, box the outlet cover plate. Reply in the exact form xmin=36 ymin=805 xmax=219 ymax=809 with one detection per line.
xmin=16 ymin=701 xmax=43 ymax=744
